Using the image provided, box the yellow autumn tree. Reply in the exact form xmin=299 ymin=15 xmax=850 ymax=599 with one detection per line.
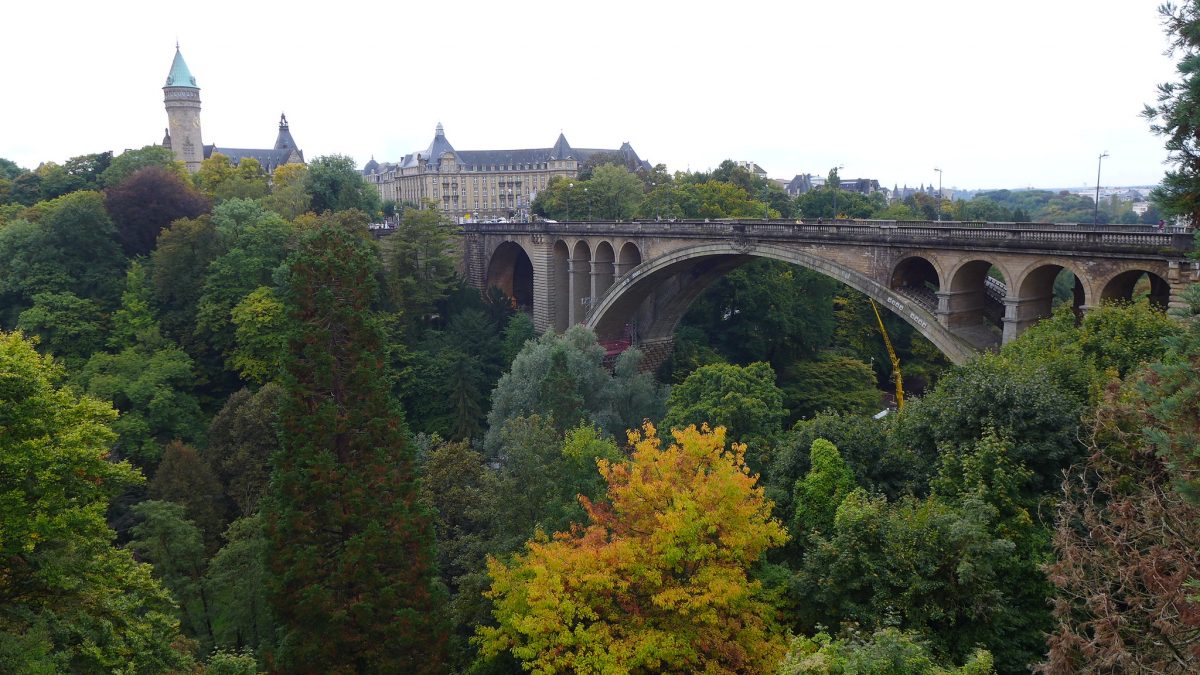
xmin=477 ymin=423 xmax=789 ymax=674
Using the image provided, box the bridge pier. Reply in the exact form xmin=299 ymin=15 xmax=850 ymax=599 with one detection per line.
xmin=635 ymin=336 xmax=676 ymax=374
xmin=935 ymin=289 xmax=987 ymax=328
xmin=568 ymin=256 xmax=589 ymax=325
xmin=1002 ymin=293 xmax=1054 ymax=344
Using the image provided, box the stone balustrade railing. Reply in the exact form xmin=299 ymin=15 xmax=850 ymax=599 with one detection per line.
xmin=459 ymin=219 xmax=1194 ymax=255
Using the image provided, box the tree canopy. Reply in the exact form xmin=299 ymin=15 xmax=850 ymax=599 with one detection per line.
xmin=478 ymin=423 xmax=789 ymax=674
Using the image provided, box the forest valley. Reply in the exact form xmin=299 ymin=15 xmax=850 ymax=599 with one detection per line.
xmin=5 ymin=6 xmax=1200 ymax=665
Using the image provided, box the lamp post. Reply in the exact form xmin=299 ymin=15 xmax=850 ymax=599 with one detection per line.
xmin=1094 ymin=152 xmax=1109 ymax=225
xmin=567 ymin=182 xmax=573 ymax=221
xmin=585 ymin=186 xmax=591 ymax=221
xmin=933 ymin=167 xmax=943 ymax=222
xmin=830 ymin=164 xmax=844 ymax=219
xmin=651 ymin=182 xmax=660 ymax=220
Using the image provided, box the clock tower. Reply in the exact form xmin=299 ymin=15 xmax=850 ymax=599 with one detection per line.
xmin=163 ymin=44 xmax=203 ymax=172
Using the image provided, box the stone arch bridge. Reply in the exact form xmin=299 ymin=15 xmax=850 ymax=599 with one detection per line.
xmin=460 ymin=219 xmax=1197 ymax=368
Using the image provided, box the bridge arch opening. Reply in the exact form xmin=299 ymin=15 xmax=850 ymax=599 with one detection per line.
xmin=485 ymin=241 xmax=534 ymax=312
xmin=1100 ymin=269 xmax=1171 ymax=309
xmin=552 ymin=240 xmax=570 ymax=331
xmin=594 ymin=241 xmax=616 ymax=297
xmin=1017 ymin=264 xmax=1085 ymax=325
xmin=570 ymin=240 xmax=593 ymax=324
xmin=617 ymin=242 xmax=642 ymax=277
xmin=890 ymin=257 xmax=940 ymax=310
xmin=588 ymin=243 xmax=978 ymax=367
xmin=941 ymin=260 xmax=1007 ymax=347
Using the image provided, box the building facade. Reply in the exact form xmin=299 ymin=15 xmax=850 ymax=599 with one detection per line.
xmin=363 ymin=124 xmax=649 ymax=220
xmin=785 ymin=173 xmax=883 ymax=198
xmin=161 ymin=46 xmax=304 ymax=174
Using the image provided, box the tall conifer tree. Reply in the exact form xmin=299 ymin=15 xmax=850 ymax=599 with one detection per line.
xmin=263 ymin=210 xmax=446 ymax=673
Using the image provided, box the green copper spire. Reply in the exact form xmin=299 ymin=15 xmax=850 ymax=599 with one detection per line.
xmin=165 ymin=45 xmax=198 ymax=88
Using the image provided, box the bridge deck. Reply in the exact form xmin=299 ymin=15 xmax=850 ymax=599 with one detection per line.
xmin=461 ymin=218 xmax=1194 ymax=257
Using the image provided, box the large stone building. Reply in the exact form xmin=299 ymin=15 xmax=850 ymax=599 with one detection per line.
xmin=363 ymin=124 xmax=649 ymax=220
xmin=161 ymin=45 xmax=304 ymax=174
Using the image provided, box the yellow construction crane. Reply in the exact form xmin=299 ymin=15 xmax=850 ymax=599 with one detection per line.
xmin=868 ymin=298 xmax=904 ymax=411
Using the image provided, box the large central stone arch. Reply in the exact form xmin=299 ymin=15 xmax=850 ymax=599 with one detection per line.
xmin=585 ymin=242 xmax=978 ymax=365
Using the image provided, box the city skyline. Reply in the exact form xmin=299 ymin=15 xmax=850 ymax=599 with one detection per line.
xmin=0 ymin=0 xmax=1177 ymax=191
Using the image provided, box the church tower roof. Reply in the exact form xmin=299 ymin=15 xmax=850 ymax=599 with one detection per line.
xmin=274 ymin=113 xmax=297 ymax=150
xmin=165 ymin=45 xmax=198 ymax=88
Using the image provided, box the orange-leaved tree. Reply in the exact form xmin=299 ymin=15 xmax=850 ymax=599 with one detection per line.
xmin=477 ymin=422 xmax=789 ymax=674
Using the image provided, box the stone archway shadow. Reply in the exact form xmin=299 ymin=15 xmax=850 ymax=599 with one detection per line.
xmin=585 ymin=242 xmax=979 ymax=365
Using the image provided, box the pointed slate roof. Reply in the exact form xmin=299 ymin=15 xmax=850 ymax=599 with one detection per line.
xmin=550 ymin=132 xmax=573 ymax=160
xmin=422 ymin=122 xmax=457 ymax=161
xmin=274 ymin=113 xmax=297 ymax=151
xmin=206 ymin=146 xmax=302 ymax=174
xmin=165 ymin=46 xmax=198 ymax=88
xmin=381 ymin=125 xmax=648 ymax=173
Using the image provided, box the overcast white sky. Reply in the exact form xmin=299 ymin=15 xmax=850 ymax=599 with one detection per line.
xmin=0 ymin=0 xmax=1178 ymax=190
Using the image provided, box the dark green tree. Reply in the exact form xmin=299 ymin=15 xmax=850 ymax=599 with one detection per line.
xmin=0 ymin=331 xmax=193 ymax=673
xmin=662 ymin=360 xmax=786 ymax=456
xmin=35 ymin=161 xmax=86 ymax=200
xmin=206 ymin=384 xmax=284 ymax=518
xmin=76 ymin=264 xmax=205 ymax=468
xmin=586 ymin=164 xmax=644 ymax=220
xmin=128 ymin=500 xmax=215 ymax=652
xmin=676 ymin=260 xmax=838 ymax=371
xmin=891 ymin=353 xmax=1086 ymax=495
xmin=500 ymin=311 xmax=535 ymax=364
xmin=194 ymin=199 xmax=294 ymax=362
xmin=378 ymin=203 xmax=460 ymax=336
xmin=63 ymin=151 xmax=113 ymax=191
xmin=15 ymin=291 xmax=107 ymax=369
xmin=419 ymin=439 xmax=492 ymax=668
xmin=205 ymin=515 xmax=275 ymax=662
xmin=485 ymin=325 xmax=653 ymax=454
xmin=149 ymin=440 xmax=228 ymax=552
xmin=0 ymin=191 xmax=126 ymax=326
xmin=781 ymin=353 xmax=880 ymax=423
xmin=149 ymin=214 xmax=222 ymax=347
xmin=791 ymin=438 xmax=859 ymax=538
xmin=262 ymin=210 xmax=446 ymax=672
xmin=99 ymin=145 xmax=182 ymax=188
xmin=305 ymin=154 xmax=381 ymax=216
xmin=769 ymin=412 xmax=915 ymax=511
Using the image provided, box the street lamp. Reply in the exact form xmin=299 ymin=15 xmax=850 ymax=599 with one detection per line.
xmin=933 ymin=168 xmax=943 ymax=222
xmin=567 ymin=182 xmax=573 ymax=220
xmin=651 ymin=182 xmax=660 ymax=220
xmin=830 ymin=164 xmax=844 ymax=219
xmin=1094 ymin=152 xmax=1109 ymax=225
xmin=585 ymin=187 xmax=591 ymax=221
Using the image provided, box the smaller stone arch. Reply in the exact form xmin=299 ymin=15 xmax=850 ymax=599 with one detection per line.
xmin=617 ymin=242 xmax=642 ymax=278
xmin=1015 ymin=261 xmax=1085 ymax=316
xmin=552 ymin=240 xmax=570 ymax=331
xmin=1100 ymin=268 xmax=1171 ymax=309
xmin=570 ymin=240 xmax=593 ymax=324
xmin=1002 ymin=261 xmax=1087 ymax=339
xmin=890 ymin=256 xmax=941 ymax=311
xmin=941 ymin=259 xmax=1011 ymax=348
xmin=593 ymin=241 xmax=616 ymax=298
